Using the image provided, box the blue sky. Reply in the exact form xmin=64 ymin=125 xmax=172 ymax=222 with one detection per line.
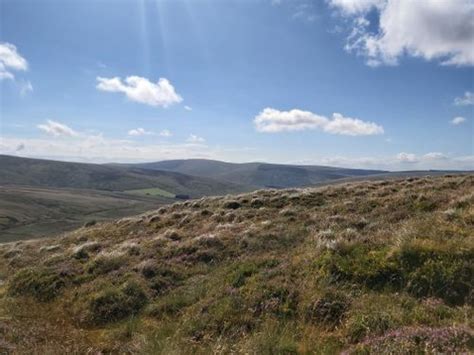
xmin=0 ymin=0 xmax=473 ymax=170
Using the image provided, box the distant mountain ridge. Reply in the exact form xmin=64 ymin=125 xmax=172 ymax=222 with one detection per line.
xmin=0 ymin=155 xmax=248 ymax=198
xmin=129 ymin=159 xmax=387 ymax=188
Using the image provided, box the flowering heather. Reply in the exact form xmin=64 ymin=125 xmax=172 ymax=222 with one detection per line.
xmin=350 ymin=326 xmax=473 ymax=354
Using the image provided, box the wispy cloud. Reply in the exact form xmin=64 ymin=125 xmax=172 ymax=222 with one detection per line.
xmin=186 ymin=134 xmax=206 ymax=143
xmin=396 ymin=152 xmax=418 ymax=163
xmin=19 ymin=80 xmax=33 ymax=96
xmin=96 ymin=76 xmax=183 ymax=107
xmin=300 ymin=152 xmax=473 ymax=170
xmin=329 ymin=0 xmax=474 ymax=67
xmin=254 ymin=108 xmax=384 ymax=136
xmin=451 ymin=116 xmax=467 ymax=125
xmin=37 ymin=120 xmax=78 ymax=137
xmin=159 ymin=129 xmax=172 ymax=137
xmin=454 ymin=91 xmax=474 ymax=106
xmin=184 ymin=105 xmax=193 ymax=111
xmin=128 ymin=127 xmax=154 ymax=136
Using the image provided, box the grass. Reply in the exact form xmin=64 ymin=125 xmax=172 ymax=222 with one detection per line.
xmin=0 ymin=174 xmax=472 ymax=353
xmin=125 ymin=187 xmax=176 ymax=199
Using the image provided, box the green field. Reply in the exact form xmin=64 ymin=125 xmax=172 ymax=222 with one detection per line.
xmin=125 ymin=187 xmax=176 ymax=198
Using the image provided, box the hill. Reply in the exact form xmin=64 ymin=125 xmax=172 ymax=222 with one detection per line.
xmin=0 ymin=155 xmax=253 ymax=242
xmin=0 ymin=155 xmax=249 ymax=198
xmin=0 ymin=174 xmax=472 ymax=353
xmin=0 ymin=186 xmax=174 ymax=243
xmin=129 ymin=159 xmax=387 ymax=188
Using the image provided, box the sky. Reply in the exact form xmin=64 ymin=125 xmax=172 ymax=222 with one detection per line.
xmin=0 ymin=0 xmax=473 ymax=170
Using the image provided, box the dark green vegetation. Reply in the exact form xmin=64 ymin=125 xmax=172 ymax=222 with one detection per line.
xmin=125 ymin=187 xmax=176 ymax=198
xmin=0 ymin=175 xmax=472 ymax=353
xmin=130 ymin=158 xmax=387 ymax=188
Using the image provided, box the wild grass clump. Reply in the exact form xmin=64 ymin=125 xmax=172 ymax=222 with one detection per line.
xmin=395 ymin=239 xmax=473 ymax=305
xmin=317 ymin=244 xmax=401 ymax=290
xmin=72 ymin=241 xmax=101 ymax=259
xmin=229 ymin=262 xmax=259 ymax=288
xmin=305 ymin=290 xmax=351 ymax=327
xmin=78 ymin=280 xmax=148 ymax=325
xmin=86 ymin=252 xmax=126 ymax=275
xmin=8 ymin=267 xmax=67 ymax=302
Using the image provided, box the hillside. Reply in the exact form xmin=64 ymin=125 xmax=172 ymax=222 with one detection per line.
xmin=0 ymin=174 xmax=472 ymax=353
xmin=130 ymin=159 xmax=386 ymax=188
xmin=0 ymin=186 xmax=174 ymax=243
xmin=0 ymin=155 xmax=249 ymax=197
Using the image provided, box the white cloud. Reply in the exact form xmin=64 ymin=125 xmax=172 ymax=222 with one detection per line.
xmin=0 ymin=135 xmax=243 ymax=164
xmin=254 ymin=108 xmax=384 ymax=135
xmin=128 ymin=127 xmax=153 ymax=136
xmin=330 ymin=0 xmax=474 ymax=66
xmin=159 ymin=129 xmax=172 ymax=137
xmin=37 ymin=120 xmax=78 ymax=137
xmin=423 ymin=152 xmax=447 ymax=160
xmin=19 ymin=80 xmax=33 ymax=96
xmin=186 ymin=134 xmax=206 ymax=143
xmin=184 ymin=105 xmax=193 ymax=111
xmin=454 ymin=91 xmax=474 ymax=106
xmin=451 ymin=116 xmax=467 ymax=125
xmin=96 ymin=76 xmax=183 ymax=107
xmin=396 ymin=152 xmax=418 ymax=163
xmin=0 ymin=64 xmax=14 ymax=80
xmin=0 ymin=42 xmax=28 ymax=80
xmin=301 ymin=152 xmax=473 ymax=170
xmin=329 ymin=0 xmax=383 ymax=14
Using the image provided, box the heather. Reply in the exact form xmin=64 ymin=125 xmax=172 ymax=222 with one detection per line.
xmin=0 ymin=175 xmax=472 ymax=353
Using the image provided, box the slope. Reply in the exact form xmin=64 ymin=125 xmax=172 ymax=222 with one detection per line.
xmin=0 ymin=155 xmax=250 ymax=197
xmin=131 ymin=159 xmax=387 ymax=188
xmin=0 ymin=174 xmax=472 ymax=353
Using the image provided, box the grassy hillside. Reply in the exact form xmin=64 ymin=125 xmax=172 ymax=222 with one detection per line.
xmin=0 ymin=155 xmax=249 ymax=197
xmin=131 ymin=159 xmax=386 ymax=188
xmin=0 ymin=186 xmax=173 ymax=243
xmin=0 ymin=175 xmax=472 ymax=353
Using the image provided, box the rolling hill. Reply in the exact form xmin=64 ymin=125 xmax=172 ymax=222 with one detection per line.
xmin=130 ymin=159 xmax=387 ymax=188
xmin=0 ymin=155 xmax=249 ymax=197
xmin=0 ymin=186 xmax=173 ymax=243
xmin=0 ymin=174 xmax=472 ymax=353
xmin=0 ymin=155 xmax=252 ymax=241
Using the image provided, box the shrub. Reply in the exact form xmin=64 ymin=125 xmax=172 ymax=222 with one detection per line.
xmin=8 ymin=267 xmax=66 ymax=302
xmin=223 ymin=201 xmax=241 ymax=209
xmin=84 ymin=280 xmax=148 ymax=325
xmin=83 ymin=220 xmax=97 ymax=228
